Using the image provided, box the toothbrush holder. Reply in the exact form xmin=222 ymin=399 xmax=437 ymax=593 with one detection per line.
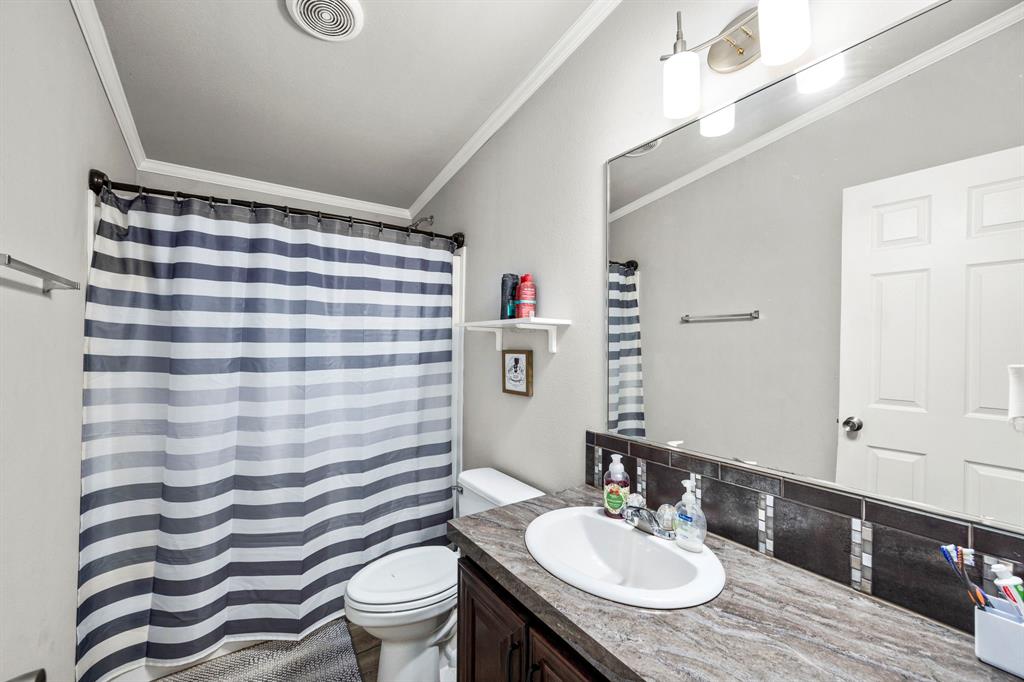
xmin=975 ymin=597 xmax=1024 ymax=677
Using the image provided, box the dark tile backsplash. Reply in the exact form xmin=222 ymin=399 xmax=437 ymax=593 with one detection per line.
xmin=701 ymin=478 xmax=760 ymax=550
xmin=645 ymin=461 xmax=684 ymax=509
xmin=974 ymin=526 xmax=1024 ymax=564
xmin=719 ymin=465 xmax=782 ymax=496
xmin=669 ymin=452 xmax=719 ymax=478
xmin=865 ymin=501 xmax=969 ymax=545
xmin=583 ymin=430 xmax=1024 ymax=635
xmin=871 ymin=525 xmax=979 ymax=633
xmin=595 ymin=433 xmax=629 ymax=455
xmin=783 ymin=481 xmax=862 ymax=518
xmin=628 ymin=441 xmax=670 ymax=467
xmin=773 ymin=499 xmax=852 ymax=585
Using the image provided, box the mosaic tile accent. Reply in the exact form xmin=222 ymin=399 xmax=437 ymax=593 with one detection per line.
xmin=757 ymin=493 xmax=774 ymax=557
xmin=592 ymin=446 xmax=603 ymax=487
xmin=851 ymin=519 xmax=873 ymax=593
xmin=636 ymin=458 xmax=647 ymax=497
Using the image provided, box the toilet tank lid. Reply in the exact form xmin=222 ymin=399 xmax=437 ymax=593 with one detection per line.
xmin=457 ymin=467 xmax=543 ymax=506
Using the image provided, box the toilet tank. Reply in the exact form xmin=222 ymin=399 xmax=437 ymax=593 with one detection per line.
xmin=457 ymin=467 xmax=543 ymax=517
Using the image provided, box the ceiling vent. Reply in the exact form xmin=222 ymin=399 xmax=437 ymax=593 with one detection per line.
xmin=287 ymin=0 xmax=364 ymax=42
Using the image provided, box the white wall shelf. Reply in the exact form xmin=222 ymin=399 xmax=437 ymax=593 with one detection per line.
xmin=457 ymin=318 xmax=571 ymax=353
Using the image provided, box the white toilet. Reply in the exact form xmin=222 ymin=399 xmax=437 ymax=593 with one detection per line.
xmin=344 ymin=468 xmax=543 ymax=682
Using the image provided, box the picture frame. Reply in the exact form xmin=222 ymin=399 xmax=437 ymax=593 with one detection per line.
xmin=501 ymin=350 xmax=533 ymax=396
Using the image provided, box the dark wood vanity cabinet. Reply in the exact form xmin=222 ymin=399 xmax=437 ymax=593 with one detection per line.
xmin=457 ymin=558 xmax=605 ymax=682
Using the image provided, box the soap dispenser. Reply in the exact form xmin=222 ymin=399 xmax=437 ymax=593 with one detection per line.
xmin=673 ymin=475 xmax=707 ymax=552
xmin=603 ymin=454 xmax=631 ymax=518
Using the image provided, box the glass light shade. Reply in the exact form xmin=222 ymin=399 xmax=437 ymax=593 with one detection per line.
xmin=663 ymin=51 xmax=701 ymax=119
xmin=796 ymin=53 xmax=845 ymax=93
xmin=699 ymin=104 xmax=735 ymax=137
xmin=758 ymin=0 xmax=811 ymax=66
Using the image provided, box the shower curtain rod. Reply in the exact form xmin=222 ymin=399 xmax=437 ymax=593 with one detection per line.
xmin=88 ymin=169 xmax=465 ymax=248
xmin=609 ymin=259 xmax=639 ymax=269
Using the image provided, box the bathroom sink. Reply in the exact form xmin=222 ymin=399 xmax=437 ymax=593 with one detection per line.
xmin=524 ymin=506 xmax=725 ymax=609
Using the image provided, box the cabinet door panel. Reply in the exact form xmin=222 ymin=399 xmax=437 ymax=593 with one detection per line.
xmin=528 ymin=627 xmax=592 ymax=682
xmin=458 ymin=560 xmax=528 ymax=682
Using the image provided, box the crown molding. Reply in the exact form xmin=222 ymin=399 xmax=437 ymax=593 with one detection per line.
xmin=138 ymin=159 xmax=412 ymax=220
xmin=73 ymin=0 xmax=619 ymax=220
xmin=609 ymin=2 xmax=1024 ymax=223
xmin=70 ymin=0 xmax=145 ymax=167
xmin=407 ymin=0 xmax=622 ymax=217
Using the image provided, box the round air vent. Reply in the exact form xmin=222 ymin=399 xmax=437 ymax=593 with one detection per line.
xmin=287 ymin=0 xmax=364 ymax=42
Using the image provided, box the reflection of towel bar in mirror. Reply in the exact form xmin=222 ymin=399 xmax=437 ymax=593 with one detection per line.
xmin=0 ymin=253 xmax=80 ymax=293
xmin=680 ymin=310 xmax=759 ymax=323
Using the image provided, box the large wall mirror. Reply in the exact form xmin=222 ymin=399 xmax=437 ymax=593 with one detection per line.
xmin=607 ymin=0 xmax=1024 ymax=529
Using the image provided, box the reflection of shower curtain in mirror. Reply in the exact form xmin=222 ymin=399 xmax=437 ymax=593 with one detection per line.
xmin=608 ymin=263 xmax=645 ymax=437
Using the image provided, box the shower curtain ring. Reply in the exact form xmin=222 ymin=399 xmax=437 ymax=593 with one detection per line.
xmin=284 ymin=206 xmax=291 ymax=222
xmin=208 ymin=196 xmax=215 ymax=213
xmin=250 ymin=201 xmax=256 ymax=216
xmin=317 ymin=211 xmax=323 ymax=226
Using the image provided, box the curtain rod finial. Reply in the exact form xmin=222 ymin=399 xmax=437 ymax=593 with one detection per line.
xmin=88 ymin=169 xmax=108 ymax=195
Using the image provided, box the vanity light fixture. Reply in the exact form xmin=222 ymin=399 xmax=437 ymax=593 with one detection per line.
xmin=699 ymin=104 xmax=735 ymax=137
xmin=796 ymin=53 xmax=846 ymax=94
xmin=661 ymin=2 xmax=813 ymax=120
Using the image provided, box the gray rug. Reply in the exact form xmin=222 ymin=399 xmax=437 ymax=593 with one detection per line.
xmin=161 ymin=619 xmax=363 ymax=682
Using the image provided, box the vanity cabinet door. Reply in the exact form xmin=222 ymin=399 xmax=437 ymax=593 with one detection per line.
xmin=458 ymin=559 xmax=528 ymax=682
xmin=527 ymin=627 xmax=592 ymax=682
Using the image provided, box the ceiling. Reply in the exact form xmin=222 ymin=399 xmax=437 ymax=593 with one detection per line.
xmin=94 ymin=0 xmax=593 ymax=211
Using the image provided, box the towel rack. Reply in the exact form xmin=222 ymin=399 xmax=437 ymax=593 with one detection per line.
xmin=0 ymin=254 xmax=80 ymax=293
xmin=680 ymin=310 xmax=759 ymax=323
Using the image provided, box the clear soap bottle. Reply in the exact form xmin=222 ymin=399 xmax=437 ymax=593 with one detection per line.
xmin=673 ymin=476 xmax=707 ymax=552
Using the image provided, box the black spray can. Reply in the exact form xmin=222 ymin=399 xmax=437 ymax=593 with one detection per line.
xmin=500 ymin=274 xmax=519 ymax=319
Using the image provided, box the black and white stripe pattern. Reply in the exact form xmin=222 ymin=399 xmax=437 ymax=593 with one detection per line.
xmin=608 ymin=263 xmax=645 ymax=437
xmin=77 ymin=192 xmax=454 ymax=682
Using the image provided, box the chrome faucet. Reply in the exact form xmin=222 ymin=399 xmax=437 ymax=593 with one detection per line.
xmin=623 ymin=505 xmax=675 ymax=540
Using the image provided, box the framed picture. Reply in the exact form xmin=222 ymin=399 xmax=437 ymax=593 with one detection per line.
xmin=502 ymin=350 xmax=533 ymax=396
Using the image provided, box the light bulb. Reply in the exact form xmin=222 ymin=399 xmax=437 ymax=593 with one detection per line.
xmin=700 ymin=104 xmax=735 ymax=137
xmin=796 ymin=53 xmax=845 ymax=94
xmin=758 ymin=0 xmax=811 ymax=66
xmin=663 ymin=51 xmax=701 ymax=119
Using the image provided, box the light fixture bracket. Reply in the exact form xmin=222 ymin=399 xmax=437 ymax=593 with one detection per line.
xmin=707 ymin=9 xmax=761 ymax=73
xmin=660 ymin=6 xmax=761 ymax=74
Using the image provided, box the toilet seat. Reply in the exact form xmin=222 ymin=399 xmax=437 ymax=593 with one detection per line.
xmin=346 ymin=545 xmax=457 ymax=613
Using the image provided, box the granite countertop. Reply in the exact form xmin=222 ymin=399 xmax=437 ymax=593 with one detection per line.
xmin=447 ymin=485 xmax=1011 ymax=681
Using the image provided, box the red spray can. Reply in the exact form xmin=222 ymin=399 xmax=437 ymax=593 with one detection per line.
xmin=514 ymin=273 xmax=536 ymax=319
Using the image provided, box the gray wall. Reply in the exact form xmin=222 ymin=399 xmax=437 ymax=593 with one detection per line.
xmin=419 ymin=1 xmax=926 ymax=493
xmin=0 ymin=2 xmax=136 ymax=679
xmin=610 ymin=27 xmax=1024 ymax=480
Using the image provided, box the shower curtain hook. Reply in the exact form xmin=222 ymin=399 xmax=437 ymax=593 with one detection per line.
xmin=317 ymin=211 xmax=323 ymax=226
xmin=208 ymin=196 xmax=215 ymax=213
xmin=250 ymin=201 xmax=256 ymax=216
xmin=284 ymin=206 xmax=291 ymax=223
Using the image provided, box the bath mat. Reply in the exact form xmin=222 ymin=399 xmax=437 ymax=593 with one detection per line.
xmin=160 ymin=619 xmax=363 ymax=682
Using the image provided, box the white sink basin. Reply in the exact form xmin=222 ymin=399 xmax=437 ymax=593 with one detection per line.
xmin=524 ymin=506 xmax=725 ymax=609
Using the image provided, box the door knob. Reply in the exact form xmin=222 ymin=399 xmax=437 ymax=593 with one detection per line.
xmin=842 ymin=416 xmax=863 ymax=432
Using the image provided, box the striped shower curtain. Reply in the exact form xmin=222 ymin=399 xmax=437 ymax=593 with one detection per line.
xmin=76 ymin=191 xmax=454 ymax=682
xmin=608 ymin=263 xmax=646 ymax=437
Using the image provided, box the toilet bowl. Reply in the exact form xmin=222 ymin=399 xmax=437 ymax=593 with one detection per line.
xmin=345 ymin=545 xmax=459 ymax=682
xmin=344 ymin=468 xmax=543 ymax=682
